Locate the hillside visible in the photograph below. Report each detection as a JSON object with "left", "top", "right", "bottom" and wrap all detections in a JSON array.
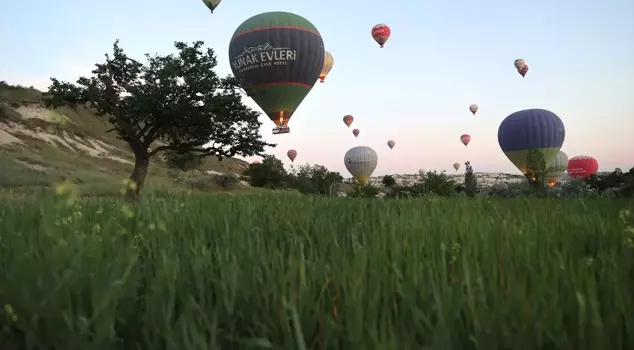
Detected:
[{"left": 0, "top": 82, "right": 251, "bottom": 195}]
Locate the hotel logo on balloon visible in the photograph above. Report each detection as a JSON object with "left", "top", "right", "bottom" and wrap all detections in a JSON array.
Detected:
[{"left": 231, "top": 44, "right": 297, "bottom": 74}]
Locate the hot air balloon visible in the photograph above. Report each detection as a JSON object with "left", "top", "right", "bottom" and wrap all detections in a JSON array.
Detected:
[
  {"left": 453, "top": 163, "right": 460, "bottom": 171},
  {"left": 343, "top": 114, "right": 353, "bottom": 127},
  {"left": 418, "top": 169, "right": 425, "bottom": 176},
  {"left": 514, "top": 58, "right": 526, "bottom": 71},
  {"left": 228, "top": 12, "right": 325, "bottom": 135},
  {"left": 344, "top": 146, "right": 378, "bottom": 184},
  {"left": 287, "top": 149, "right": 297, "bottom": 162},
  {"left": 353, "top": 128, "right": 360, "bottom": 138},
  {"left": 519, "top": 65, "right": 529, "bottom": 78},
  {"left": 498, "top": 109, "right": 565, "bottom": 174},
  {"left": 387, "top": 140, "right": 395, "bottom": 149},
  {"left": 545, "top": 151, "right": 568, "bottom": 187},
  {"left": 202, "top": 0, "right": 221, "bottom": 13},
  {"left": 319, "top": 51, "right": 334, "bottom": 83},
  {"left": 460, "top": 134, "right": 471, "bottom": 146},
  {"left": 371, "top": 24, "right": 391, "bottom": 48},
  {"left": 567, "top": 155, "right": 598, "bottom": 180},
  {"left": 469, "top": 104, "right": 478, "bottom": 115}
]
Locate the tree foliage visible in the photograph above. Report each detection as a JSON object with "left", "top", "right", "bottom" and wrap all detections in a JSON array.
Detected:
[
  {"left": 292, "top": 164, "right": 343, "bottom": 195},
  {"left": 43, "top": 40, "right": 274, "bottom": 199},
  {"left": 381, "top": 175, "right": 396, "bottom": 188},
  {"left": 243, "top": 156, "right": 289, "bottom": 189},
  {"left": 464, "top": 161, "right": 478, "bottom": 198},
  {"left": 164, "top": 150, "right": 203, "bottom": 172},
  {"left": 525, "top": 149, "right": 547, "bottom": 194}
]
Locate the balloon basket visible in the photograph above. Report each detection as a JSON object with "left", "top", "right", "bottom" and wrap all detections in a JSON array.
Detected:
[{"left": 272, "top": 126, "right": 290, "bottom": 135}]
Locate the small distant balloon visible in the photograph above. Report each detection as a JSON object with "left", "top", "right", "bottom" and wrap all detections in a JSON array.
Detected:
[
  {"left": 387, "top": 140, "right": 395, "bottom": 149},
  {"left": 319, "top": 51, "right": 334, "bottom": 83},
  {"left": 371, "top": 24, "right": 391, "bottom": 48},
  {"left": 460, "top": 134, "right": 471, "bottom": 147},
  {"left": 287, "top": 149, "right": 297, "bottom": 162},
  {"left": 353, "top": 128, "right": 360, "bottom": 138},
  {"left": 418, "top": 169, "right": 425, "bottom": 176},
  {"left": 453, "top": 162, "right": 460, "bottom": 171},
  {"left": 469, "top": 104, "right": 478, "bottom": 115},
  {"left": 202, "top": 0, "right": 221, "bottom": 13},
  {"left": 344, "top": 146, "right": 378, "bottom": 184},
  {"left": 343, "top": 115, "right": 354, "bottom": 127},
  {"left": 514, "top": 59, "right": 526, "bottom": 70}
]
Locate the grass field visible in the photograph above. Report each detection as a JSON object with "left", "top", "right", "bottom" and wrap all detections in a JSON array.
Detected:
[{"left": 1, "top": 191, "right": 633, "bottom": 349}]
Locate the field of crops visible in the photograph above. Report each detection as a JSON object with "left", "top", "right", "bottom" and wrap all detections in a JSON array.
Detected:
[{"left": 1, "top": 192, "right": 633, "bottom": 349}]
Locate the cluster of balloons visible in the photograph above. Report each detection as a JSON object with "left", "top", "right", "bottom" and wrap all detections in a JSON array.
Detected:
[{"left": 216, "top": 4, "right": 599, "bottom": 184}]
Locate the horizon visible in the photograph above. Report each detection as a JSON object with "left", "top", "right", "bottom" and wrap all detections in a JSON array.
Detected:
[{"left": 2, "top": 0, "right": 632, "bottom": 177}]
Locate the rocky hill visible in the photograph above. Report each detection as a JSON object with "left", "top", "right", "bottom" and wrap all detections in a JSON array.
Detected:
[{"left": 0, "top": 82, "right": 250, "bottom": 195}]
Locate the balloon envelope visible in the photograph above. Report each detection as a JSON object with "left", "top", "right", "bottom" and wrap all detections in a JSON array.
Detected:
[
  {"left": 387, "top": 140, "right": 395, "bottom": 149},
  {"left": 460, "top": 134, "right": 471, "bottom": 146},
  {"left": 343, "top": 114, "right": 353, "bottom": 127},
  {"left": 498, "top": 109, "right": 565, "bottom": 173},
  {"left": 514, "top": 58, "right": 526, "bottom": 70},
  {"left": 287, "top": 149, "right": 297, "bottom": 162},
  {"left": 228, "top": 12, "right": 324, "bottom": 127},
  {"left": 567, "top": 155, "right": 598, "bottom": 179},
  {"left": 344, "top": 146, "right": 378, "bottom": 184},
  {"left": 371, "top": 24, "right": 391, "bottom": 47},
  {"left": 453, "top": 162, "right": 460, "bottom": 171},
  {"left": 202, "top": 0, "right": 221, "bottom": 12},
  {"left": 319, "top": 51, "right": 334, "bottom": 82},
  {"left": 352, "top": 128, "right": 360, "bottom": 137},
  {"left": 469, "top": 104, "right": 478, "bottom": 115},
  {"left": 545, "top": 151, "right": 568, "bottom": 186}
]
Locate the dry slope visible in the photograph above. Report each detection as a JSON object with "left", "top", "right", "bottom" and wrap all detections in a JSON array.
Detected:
[{"left": 0, "top": 83, "right": 250, "bottom": 194}]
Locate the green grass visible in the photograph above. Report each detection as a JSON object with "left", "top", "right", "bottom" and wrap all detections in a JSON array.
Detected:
[{"left": 1, "top": 193, "right": 632, "bottom": 349}]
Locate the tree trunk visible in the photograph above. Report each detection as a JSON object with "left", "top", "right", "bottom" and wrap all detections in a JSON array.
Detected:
[{"left": 126, "top": 151, "right": 150, "bottom": 201}]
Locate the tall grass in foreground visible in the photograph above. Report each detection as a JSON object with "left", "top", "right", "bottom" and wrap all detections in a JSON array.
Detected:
[{"left": 0, "top": 194, "right": 633, "bottom": 349}]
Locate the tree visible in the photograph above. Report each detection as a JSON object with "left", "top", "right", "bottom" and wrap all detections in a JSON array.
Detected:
[
  {"left": 381, "top": 175, "right": 396, "bottom": 187},
  {"left": 165, "top": 150, "right": 203, "bottom": 172},
  {"left": 243, "top": 155, "right": 288, "bottom": 189},
  {"left": 412, "top": 170, "right": 457, "bottom": 196},
  {"left": 293, "top": 164, "right": 343, "bottom": 195},
  {"left": 43, "top": 40, "right": 274, "bottom": 199},
  {"left": 464, "top": 161, "right": 477, "bottom": 197},
  {"left": 525, "top": 149, "right": 547, "bottom": 194}
]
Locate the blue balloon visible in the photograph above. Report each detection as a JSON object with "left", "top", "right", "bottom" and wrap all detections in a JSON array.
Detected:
[{"left": 498, "top": 109, "right": 565, "bottom": 172}]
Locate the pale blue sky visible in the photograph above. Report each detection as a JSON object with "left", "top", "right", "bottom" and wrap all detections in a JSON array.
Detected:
[{"left": 2, "top": 0, "right": 633, "bottom": 176}]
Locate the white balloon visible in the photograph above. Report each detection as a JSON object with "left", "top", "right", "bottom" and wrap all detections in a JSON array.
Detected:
[
  {"left": 344, "top": 146, "right": 378, "bottom": 184},
  {"left": 545, "top": 151, "right": 568, "bottom": 186}
]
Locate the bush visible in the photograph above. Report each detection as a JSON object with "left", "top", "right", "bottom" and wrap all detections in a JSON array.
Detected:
[
  {"left": 214, "top": 174, "right": 239, "bottom": 189},
  {"left": 349, "top": 183, "right": 380, "bottom": 198},
  {"left": 381, "top": 175, "right": 396, "bottom": 187},
  {"left": 243, "top": 155, "right": 289, "bottom": 189}
]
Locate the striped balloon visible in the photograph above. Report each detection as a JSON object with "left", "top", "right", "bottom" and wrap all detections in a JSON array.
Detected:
[
  {"left": 498, "top": 109, "right": 565, "bottom": 174},
  {"left": 287, "top": 149, "right": 297, "bottom": 162}
]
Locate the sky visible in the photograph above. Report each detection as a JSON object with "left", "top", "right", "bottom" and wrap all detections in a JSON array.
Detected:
[{"left": 1, "top": 0, "right": 633, "bottom": 176}]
